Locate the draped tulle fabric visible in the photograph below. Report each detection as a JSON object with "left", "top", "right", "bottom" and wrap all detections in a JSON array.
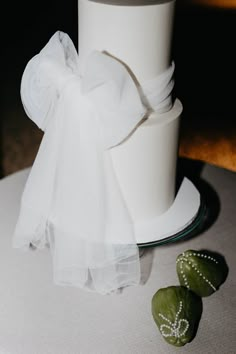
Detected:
[{"left": 12, "top": 31, "right": 174, "bottom": 294}]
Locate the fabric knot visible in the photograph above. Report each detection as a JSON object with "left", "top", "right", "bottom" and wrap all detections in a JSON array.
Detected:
[{"left": 139, "top": 62, "right": 175, "bottom": 114}]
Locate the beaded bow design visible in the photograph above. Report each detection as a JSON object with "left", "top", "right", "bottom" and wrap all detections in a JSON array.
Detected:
[{"left": 158, "top": 301, "right": 189, "bottom": 338}]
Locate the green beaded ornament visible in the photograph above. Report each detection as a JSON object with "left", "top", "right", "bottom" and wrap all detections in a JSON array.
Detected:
[
  {"left": 176, "top": 250, "right": 228, "bottom": 297},
  {"left": 152, "top": 286, "right": 202, "bottom": 347}
]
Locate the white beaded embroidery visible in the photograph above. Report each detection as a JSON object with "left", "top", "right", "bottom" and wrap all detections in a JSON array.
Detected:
[
  {"left": 176, "top": 252, "right": 218, "bottom": 291},
  {"left": 158, "top": 301, "right": 189, "bottom": 338}
]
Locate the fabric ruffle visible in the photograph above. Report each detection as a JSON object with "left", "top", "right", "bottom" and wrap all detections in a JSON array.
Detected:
[{"left": 13, "top": 31, "right": 174, "bottom": 294}]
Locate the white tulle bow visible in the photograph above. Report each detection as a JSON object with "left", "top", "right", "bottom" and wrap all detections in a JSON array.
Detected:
[{"left": 13, "top": 31, "right": 174, "bottom": 294}]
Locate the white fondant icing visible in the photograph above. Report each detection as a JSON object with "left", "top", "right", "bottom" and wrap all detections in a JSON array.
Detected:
[
  {"left": 78, "top": 0, "right": 192, "bottom": 243},
  {"left": 78, "top": 0, "right": 176, "bottom": 82},
  {"left": 110, "top": 100, "right": 182, "bottom": 223}
]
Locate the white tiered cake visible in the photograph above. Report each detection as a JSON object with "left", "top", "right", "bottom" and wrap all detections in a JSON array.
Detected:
[
  {"left": 78, "top": 0, "right": 200, "bottom": 244},
  {"left": 12, "top": 0, "right": 201, "bottom": 296}
]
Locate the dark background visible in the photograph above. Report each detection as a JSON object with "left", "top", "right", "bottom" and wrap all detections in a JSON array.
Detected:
[{"left": 1, "top": 1, "right": 236, "bottom": 175}]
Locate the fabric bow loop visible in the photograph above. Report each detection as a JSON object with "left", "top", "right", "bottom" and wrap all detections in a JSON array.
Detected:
[
  {"left": 21, "top": 31, "right": 146, "bottom": 149},
  {"left": 81, "top": 51, "right": 146, "bottom": 148},
  {"left": 20, "top": 32, "right": 79, "bottom": 132}
]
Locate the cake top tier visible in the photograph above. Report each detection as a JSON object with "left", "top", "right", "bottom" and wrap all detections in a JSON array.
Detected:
[{"left": 78, "top": 0, "right": 175, "bottom": 82}]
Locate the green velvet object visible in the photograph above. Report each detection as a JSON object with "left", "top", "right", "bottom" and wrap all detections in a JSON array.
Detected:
[
  {"left": 152, "top": 286, "right": 202, "bottom": 347},
  {"left": 176, "top": 250, "right": 227, "bottom": 297}
]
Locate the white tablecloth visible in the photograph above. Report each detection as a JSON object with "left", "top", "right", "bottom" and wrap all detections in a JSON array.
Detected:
[{"left": 0, "top": 162, "right": 235, "bottom": 354}]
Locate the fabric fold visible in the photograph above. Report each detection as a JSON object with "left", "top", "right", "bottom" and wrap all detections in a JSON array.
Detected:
[
  {"left": 139, "top": 62, "right": 175, "bottom": 114},
  {"left": 13, "top": 31, "right": 175, "bottom": 294}
]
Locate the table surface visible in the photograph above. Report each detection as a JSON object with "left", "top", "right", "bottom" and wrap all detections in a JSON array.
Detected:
[{"left": 0, "top": 161, "right": 235, "bottom": 354}]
